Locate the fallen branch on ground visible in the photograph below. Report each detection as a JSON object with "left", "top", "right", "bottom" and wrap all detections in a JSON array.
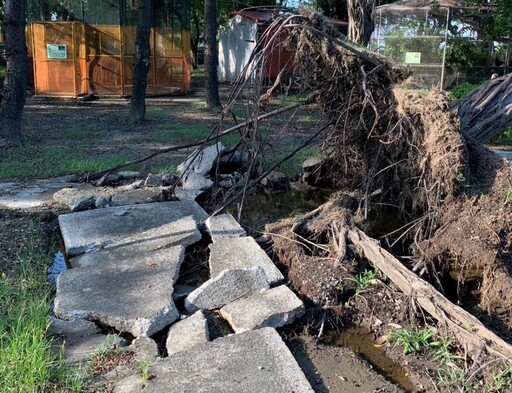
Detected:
[{"left": 347, "top": 226, "right": 512, "bottom": 361}]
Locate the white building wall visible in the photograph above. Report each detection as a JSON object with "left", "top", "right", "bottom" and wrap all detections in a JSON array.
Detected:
[{"left": 218, "top": 16, "right": 258, "bottom": 82}]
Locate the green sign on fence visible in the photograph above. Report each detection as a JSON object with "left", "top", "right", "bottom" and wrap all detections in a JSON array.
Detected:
[{"left": 405, "top": 52, "right": 421, "bottom": 64}]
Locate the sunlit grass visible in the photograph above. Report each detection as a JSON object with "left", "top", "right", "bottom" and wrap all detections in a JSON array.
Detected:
[
  {"left": 0, "top": 214, "right": 84, "bottom": 392},
  {"left": 0, "top": 146, "right": 130, "bottom": 180}
]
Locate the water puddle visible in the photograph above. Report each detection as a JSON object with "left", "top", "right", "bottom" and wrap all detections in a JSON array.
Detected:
[
  {"left": 228, "top": 187, "right": 332, "bottom": 233},
  {"left": 47, "top": 251, "right": 68, "bottom": 283},
  {"left": 324, "top": 325, "right": 416, "bottom": 392}
]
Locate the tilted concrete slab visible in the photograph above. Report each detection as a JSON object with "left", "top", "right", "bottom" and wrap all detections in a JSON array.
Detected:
[
  {"left": 166, "top": 311, "right": 210, "bottom": 356},
  {"left": 70, "top": 246, "right": 185, "bottom": 286},
  {"left": 177, "top": 142, "right": 226, "bottom": 176},
  {"left": 54, "top": 246, "right": 184, "bottom": 337},
  {"left": 184, "top": 266, "right": 269, "bottom": 312},
  {"left": 209, "top": 237, "right": 284, "bottom": 286},
  {"left": 205, "top": 213, "right": 246, "bottom": 242},
  {"left": 48, "top": 317, "right": 123, "bottom": 364},
  {"left": 59, "top": 201, "right": 207, "bottom": 256},
  {"left": 143, "top": 327, "right": 314, "bottom": 393},
  {"left": 220, "top": 285, "right": 305, "bottom": 333}
]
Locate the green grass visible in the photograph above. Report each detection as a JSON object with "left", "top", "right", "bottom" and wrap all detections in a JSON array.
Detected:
[
  {"left": 154, "top": 124, "right": 241, "bottom": 147},
  {"left": 63, "top": 128, "right": 105, "bottom": 141},
  {"left": 490, "top": 126, "right": 512, "bottom": 146},
  {"left": 191, "top": 69, "right": 204, "bottom": 79},
  {"left": 0, "top": 214, "right": 83, "bottom": 392},
  {"left": 146, "top": 107, "right": 172, "bottom": 121},
  {"left": 264, "top": 145, "right": 320, "bottom": 177},
  {"left": 346, "top": 268, "right": 386, "bottom": 294},
  {"left": 391, "top": 327, "right": 441, "bottom": 355},
  {"left": 0, "top": 146, "right": 131, "bottom": 180}
]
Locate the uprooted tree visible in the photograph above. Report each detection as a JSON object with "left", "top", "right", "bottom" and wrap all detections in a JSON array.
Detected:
[
  {"left": 454, "top": 73, "right": 512, "bottom": 142},
  {"left": 211, "top": 8, "right": 512, "bottom": 357}
]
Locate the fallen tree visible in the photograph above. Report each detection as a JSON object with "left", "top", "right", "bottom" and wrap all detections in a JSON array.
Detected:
[
  {"left": 222, "top": 8, "right": 512, "bottom": 362},
  {"left": 454, "top": 73, "right": 512, "bottom": 143}
]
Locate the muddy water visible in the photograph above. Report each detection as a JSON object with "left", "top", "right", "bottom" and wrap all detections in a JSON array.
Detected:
[
  {"left": 229, "top": 187, "right": 332, "bottom": 233},
  {"left": 325, "top": 326, "right": 416, "bottom": 392}
]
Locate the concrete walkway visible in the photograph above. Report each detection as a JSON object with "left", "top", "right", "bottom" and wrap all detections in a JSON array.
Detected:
[{"left": 53, "top": 200, "right": 311, "bottom": 392}]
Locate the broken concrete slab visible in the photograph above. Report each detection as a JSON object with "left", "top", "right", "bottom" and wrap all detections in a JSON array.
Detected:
[
  {"left": 173, "top": 187, "right": 204, "bottom": 201},
  {"left": 110, "top": 189, "right": 161, "bottom": 206},
  {"left": 54, "top": 246, "right": 184, "bottom": 337},
  {"left": 166, "top": 311, "right": 209, "bottom": 356},
  {"left": 113, "top": 375, "right": 144, "bottom": 393},
  {"left": 205, "top": 213, "right": 246, "bottom": 242},
  {"left": 220, "top": 285, "right": 305, "bottom": 333},
  {"left": 181, "top": 171, "right": 213, "bottom": 190},
  {"left": 184, "top": 266, "right": 269, "bottom": 312},
  {"left": 130, "top": 336, "right": 159, "bottom": 364},
  {"left": 48, "top": 316, "right": 101, "bottom": 337},
  {"left": 59, "top": 201, "right": 207, "bottom": 256},
  {"left": 70, "top": 245, "right": 185, "bottom": 288},
  {"left": 48, "top": 318, "right": 123, "bottom": 364},
  {"left": 177, "top": 142, "right": 226, "bottom": 176},
  {"left": 0, "top": 179, "right": 92, "bottom": 210},
  {"left": 144, "top": 327, "right": 314, "bottom": 393},
  {"left": 107, "top": 216, "right": 202, "bottom": 251},
  {"left": 53, "top": 188, "right": 96, "bottom": 212},
  {"left": 209, "top": 237, "right": 284, "bottom": 286}
]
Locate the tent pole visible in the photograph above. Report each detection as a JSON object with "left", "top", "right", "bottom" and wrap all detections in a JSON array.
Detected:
[{"left": 440, "top": 6, "right": 450, "bottom": 90}]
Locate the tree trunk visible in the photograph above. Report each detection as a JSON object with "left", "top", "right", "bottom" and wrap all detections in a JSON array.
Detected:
[
  {"left": 454, "top": 73, "right": 512, "bottom": 143},
  {"left": 204, "top": 0, "right": 221, "bottom": 110},
  {"left": 191, "top": 10, "right": 201, "bottom": 70},
  {"left": 130, "top": 0, "right": 151, "bottom": 123},
  {"left": 347, "top": 0, "right": 375, "bottom": 46},
  {"left": 0, "top": 0, "right": 27, "bottom": 148}
]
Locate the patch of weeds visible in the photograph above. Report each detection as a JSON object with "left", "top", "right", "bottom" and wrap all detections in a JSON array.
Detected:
[
  {"left": 148, "top": 164, "right": 177, "bottom": 175},
  {"left": 191, "top": 69, "right": 204, "bottom": 79},
  {"left": 486, "top": 364, "right": 512, "bottom": 393},
  {"left": 433, "top": 338, "right": 462, "bottom": 364},
  {"left": 89, "top": 339, "right": 134, "bottom": 377},
  {"left": 190, "top": 102, "right": 206, "bottom": 110},
  {"left": 455, "top": 171, "right": 469, "bottom": 187},
  {"left": 139, "top": 358, "right": 156, "bottom": 387},
  {"left": 505, "top": 187, "right": 512, "bottom": 203},
  {"left": 0, "top": 214, "right": 85, "bottom": 392},
  {"left": 64, "top": 127, "right": 104, "bottom": 140},
  {"left": 0, "top": 146, "right": 130, "bottom": 180},
  {"left": 390, "top": 327, "right": 439, "bottom": 355},
  {"left": 264, "top": 145, "right": 321, "bottom": 177},
  {"left": 490, "top": 125, "right": 512, "bottom": 146},
  {"left": 346, "top": 268, "right": 385, "bottom": 294},
  {"left": 436, "top": 363, "right": 478, "bottom": 392},
  {"left": 154, "top": 123, "right": 209, "bottom": 142},
  {"left": 146, "top": 107, "right": 172, "bottom": 121}
]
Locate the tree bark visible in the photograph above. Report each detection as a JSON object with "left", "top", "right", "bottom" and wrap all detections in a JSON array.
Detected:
[
  {"left": 454, "top": 73, "right": 512, "bottom": 143},
  {"left": 130, "top": 0, "right": 151, "bottom": 123},
  {"left": 204, "top": 0, "right": 221, "bottom": 110},
  {"left": 347, "top": 0, "right": 375, "bottom": 47},
  {"left": 191, "top": 9, "right": 201, "bottom": 70},
  {"left": 0, "top": 0, "right": 27, "bottom": 148},
  {"left": 348, "top": 227, "right": 512, "bottom": 361}
]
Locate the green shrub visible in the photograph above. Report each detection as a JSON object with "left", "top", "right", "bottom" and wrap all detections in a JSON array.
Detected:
[{"left": 448, "top": 82, "right": 481, "bottom": 101}]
